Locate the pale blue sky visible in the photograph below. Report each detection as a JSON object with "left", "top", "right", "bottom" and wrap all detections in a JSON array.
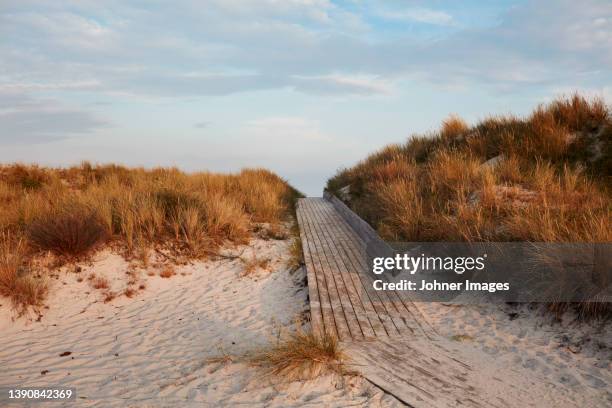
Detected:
[{"left": 1, "top": 0, "right": 611, "bottom": 195}]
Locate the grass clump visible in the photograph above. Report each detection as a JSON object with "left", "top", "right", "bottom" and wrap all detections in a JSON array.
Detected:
[
  {"left": 28, "top": 203, "right": 109, "bottom": 258},
  {"left": 241, "top": 255, "right": 271, "bottom": 276},
  {"left": 287, "top": 236, "right": 304, "bottom": 271},
  {"left": 91, "top": 276, "right": 110, "bottom": 290},
  {"left": 249, "top": 329, "right": 345, "bottom": 381},
  {"left": 159, "top": 266, "right": 176, "bottom": 279},
  {"left": 0, "top": 234, "right": 47, "bottom": 315}
]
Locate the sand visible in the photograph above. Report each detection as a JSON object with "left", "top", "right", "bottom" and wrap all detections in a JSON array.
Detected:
[
  {"left": 417, "top": 301, "right": 611, "bottom": 406},
  {"left": 0, "top": 239, "right": 401, "bottom": 407},
  {"left": 1, "top": 237, "right": 609, "bottom": 407}
]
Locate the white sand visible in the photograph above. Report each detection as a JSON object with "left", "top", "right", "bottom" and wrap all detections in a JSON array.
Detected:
[
  {"left": 1, "top": 238, "right": 609, "bottom": 407},
  {"left": 0, "top": 239, "right": 400, "bottom": 407},
  {"left": 418, "top": 301, "right": 611, "bottom": 406}
]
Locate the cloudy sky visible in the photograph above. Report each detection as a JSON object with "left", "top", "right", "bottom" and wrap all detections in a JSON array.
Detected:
[{"left": 1, "top": 0, "right": 611, "bottom": 195}]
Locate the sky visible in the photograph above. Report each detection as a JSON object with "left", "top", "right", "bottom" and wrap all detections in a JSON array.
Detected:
[{"left": 1, "top": 0, "right": 611, "bottom": 196}]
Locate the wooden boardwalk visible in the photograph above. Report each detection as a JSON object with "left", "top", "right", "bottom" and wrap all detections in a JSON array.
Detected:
[
  {"left": 296, "top": 197, "right": 433, "bottom": 341},
  {"left": 296, "top": 197, "right": 535, "bottom": 408}
]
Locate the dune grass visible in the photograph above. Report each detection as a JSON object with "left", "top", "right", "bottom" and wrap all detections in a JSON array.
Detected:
[
  {"left": 248, "top": 329, "right": 345, "bottom": 381},
  {"left": 240, "top": 255, "right": 271, "bottom": 277},
  {"left": 0, "top": 164, "right": 301, "bottom": 314},
  {"left": 326, "top": 94, "right": 611, "bottom": 318},
  {"left": 327, "top": 94, "right": 610, "bottom": 243},
  {"left": 0, "top": 233, "right": 47, "bottom": 315}
]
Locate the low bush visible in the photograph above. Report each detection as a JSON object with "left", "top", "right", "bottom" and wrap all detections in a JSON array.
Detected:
[
  {"left": 28, "top": 203, "right": 109, "bottom": 258},
  {"left": 0, "top": 234, "right": 47, "bottom": 315},
  {"left": 249, "top": 329, "right": 345, "bottom": 381}
]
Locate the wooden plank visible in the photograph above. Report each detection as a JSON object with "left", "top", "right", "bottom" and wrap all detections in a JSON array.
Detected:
[
  {"left": 318, "top": 200, "right": 435, "bottom": 337},
  {"left": 298, "top": 197, "right": 433, "bottom": 340},
  {"left": 344, "top": 338, "right": 519, "bottom": 408},
  {"left": 306, "top": 199, "right": 389, "bottom": 338},
  {"left": 310, "top": 214, "right": 398, "bottom": 336},
  {"left": 322, "top": 196, "right": 438, "bottom": 338},
  {"left": 306, "top": 199, "right": 376, "bottom": 339},
  {"left": 311, "top": 199, "right": 406, "bottom": 336},
  {"left": 299, "top": 200, "right": 351, "bottom": 341},
  {"left": 296, "top": 201, "right": 324, "bottom": 337},
  {"left": 297, "top": 200, "right": 338, "bottom": 339},
  {"left": 303, "top": 199, "right": 358, "bottom": 341},
  {"left": 300, "top": 200, "right": 340, "bottom": 339}
]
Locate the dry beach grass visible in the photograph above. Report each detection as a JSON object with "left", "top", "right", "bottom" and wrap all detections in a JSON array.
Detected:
[
  {"left": 0, "top": 164, "right": 300, "bottom": 314},
  {"left": 327, "top": 94, "right": 611, "bottom": 317},
  {"left": 248, "top": 328, "right": 346, "bottom": 382}
]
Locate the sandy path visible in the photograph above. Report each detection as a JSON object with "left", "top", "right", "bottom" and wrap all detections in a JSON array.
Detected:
[{"left": 1, "top": 239, "right": 400, "bottom": 407}]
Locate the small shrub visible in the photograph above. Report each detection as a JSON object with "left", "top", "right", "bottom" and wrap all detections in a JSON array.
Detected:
[
  {"left": 159, "top": 267, "right": 176, "bottom": 278},
  {"left": 440, "top": 114, "right": 469, "bottom": 140},
  {"left": 103, "top": 291, "right": 116, "bottom": 303},
  {"left": 249, "top": 329, "right": 345, "bottom": 381},
  {"left": 28, "top": 203, "right": 108, "bottom": 257},
  {"left": 547, "top": 93, "right": 608, "bottom": 131},
  {"left": 241, "top": 256, "right": 271, "bottom": 276},
  {"left": 288, "top": 236, "right": 304, "bottom": 270},
  {"left": 91, "top": 276, "right": 109, "bottom": 290},
  {"left": 124, "top": 288, "right": 136, "bottom": 298},
  {"left": 0, "top": 234, "right": 47, "bottom": 314},
  {"left": 1, "top": 164, "right": 49, "bottom": 190}
]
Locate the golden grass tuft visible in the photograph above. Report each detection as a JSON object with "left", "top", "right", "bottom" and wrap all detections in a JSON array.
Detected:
[
  {"left": 440, "top": 114, "right": 469, "bottom": 140},
  {"left": 103, "top": 291, "right": 116, "bottom": 303},
  {"left": 249, "top": 329, "right": 345, "bottom": 381},
  {"left": 241, "top": 255, "right": 271, "bottom": 276},
  {"left": 28, "top": 203, "right": 109, "bottom": 258},
  {"left": 124, "top": 287, "right": 136, "bottom": 298},
  {"left": 287, "top": 236, "right": 304, "bottom": 271},
  {"left": 0, "top": 233, "right": 47, "bottom": 315},
  {"left": 327, "top": 94, "right": 611, "bottom": 244},
  {"left": 159, "top": 266, "right": 176, "bottom": 279},
  {"left": 91, "top": 276, "right": 110, "bottom": 290}
]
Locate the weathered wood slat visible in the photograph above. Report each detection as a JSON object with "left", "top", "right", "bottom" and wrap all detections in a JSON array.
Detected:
[
  {"left": 306, "top": 199, "right": 390, "bottom": 338},
  {"left": 305, "top": 199, "right": 375, "bottom": 339},
  {"left": 297, "top": 197, "right": 435, "bottom": 340},
  {"left": 315, "top": 199, "right": 436, "bottom": 338},
  {"left": 298, "top": 198, "right": 436, "bottom": 340},
  {"left": 295, "top": 202, "right": 324, "bottom": 337},
  {"left": 344, "top": 336, "right": 540, "bottom": 408},
  {"left": 300, "top": 200, "right": 352, "bottom": 340},
  {"left": 297, "top": 200, "right": 339, "bottom": 338},
  {"left": 310, "top": 199, "right": 407, "bottom": 336},
  {"left": 303, "top": 200, "right": 359, "bottom": 340}
]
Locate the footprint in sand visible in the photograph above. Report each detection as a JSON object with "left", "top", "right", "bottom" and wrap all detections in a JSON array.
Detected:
[{"left": 581, "top": 373, "right": 607, "bottom": 388}]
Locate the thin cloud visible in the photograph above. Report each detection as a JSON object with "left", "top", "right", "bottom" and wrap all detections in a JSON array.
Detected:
[
  {"left": 194, "top": 121, "right": 211, "bottom": 128},
  {"left": 377, "top": 8, "right": 454, "bottom": 26},
  {"left": 0, "top": 92, "right": 108, "bottom": 144},
  {"left": 1, "top": 0, "right": 610, "bottom": 100}
]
